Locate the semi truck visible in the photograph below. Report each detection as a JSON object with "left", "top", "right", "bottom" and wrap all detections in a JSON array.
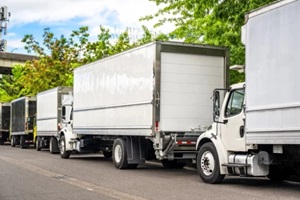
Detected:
[
  {"left": 10, "top": 96, "right": 36, "bottom": 148},
  {"left": 36, "top": 87, "right": 72, "bottom": 153},
  {"left": 196, "top": 0, "right": 300, "bottom": 183},
  {"left": 59, "top": 41, "right": 229, "bottom": 169},
  {"left": 0, "top": 102, "right": 10, "bottom": 145}
]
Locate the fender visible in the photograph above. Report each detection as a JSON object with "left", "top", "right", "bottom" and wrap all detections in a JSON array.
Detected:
[
  {"left": 59, "top": 125, "right": 76, "bottom": 151},
  {"left": 196, "top": 123, "right": 229, "bottom": 174}
]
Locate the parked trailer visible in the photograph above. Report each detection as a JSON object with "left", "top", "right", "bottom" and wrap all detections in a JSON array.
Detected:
[
  {"left": 10, "top": 96, "right": 36, "bottom": 148},
  {"left": 59, "top": 41, "right": 229, "bottom": 169},
  {"left": 36, "top": 87, "right": 72, "bottom": 153},
  {"left": 196, "top": 0, "right": 300, "bottom": 183},
  {"left": 0, "top": 102, "right": 10, "bottom": 145}
]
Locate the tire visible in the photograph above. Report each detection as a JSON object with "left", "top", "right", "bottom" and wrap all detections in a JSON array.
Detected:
[
  {"left": 197, "top": 142, "right": 224, "bottom": 184},
  {"left": 268, "top": 166, "right": 288, "bottom": 182},
  {"left": 112, "top": 138, "right": 129, "bottom": 169},
  {"left": 50, "top": 137, "right": 59, "bottom": 154},
  {"left": 0, "top": 138, "right": 4, "bottom": 145},
  {"left": 161, "top": 160, "right": 186, "bottom": 169},
  {"left": 103, "top": 151, "right": 112, "bottom": 158},
  {"left": 36, "top": 137, "right": 41, "bottom": 151},
  {"left": 20, "top": 135, "right": 26, "bottom": 149},
  {"left": 11, "top": 136, "right": 15, "bottom": 147},
  {"left": 60, "top": 136, "right": 71, "bottom": 159}
]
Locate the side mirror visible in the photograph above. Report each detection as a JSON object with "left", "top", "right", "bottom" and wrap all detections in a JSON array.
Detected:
[{"left": 213, "top": 90, "right": 220, "bottom": 122}]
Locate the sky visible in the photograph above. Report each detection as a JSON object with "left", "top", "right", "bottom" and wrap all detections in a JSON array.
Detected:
[{"left": 0, "top": 0, "right": 174, "bottom": 54}]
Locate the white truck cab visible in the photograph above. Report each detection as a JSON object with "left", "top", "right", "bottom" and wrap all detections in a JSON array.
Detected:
[
  {"left": 196, "top": 0, "right": 300, "bottom": 184},
  {"left": 196, "top": 83, "right": 269, "bottom": 184}
]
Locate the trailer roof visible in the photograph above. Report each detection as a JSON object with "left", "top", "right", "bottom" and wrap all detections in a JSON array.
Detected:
[
  {"left": 11, "top": 96, "right": 36, "bottom": 103},
  {"left": 74, "top": 41, "right": 229, "bottom": 72},
  {"left": 246, "top": 0, "right": 297, "bottom": 19}
]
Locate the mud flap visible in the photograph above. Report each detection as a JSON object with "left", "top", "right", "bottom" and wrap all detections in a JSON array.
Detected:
[{"left": 126, "top": 137, "right": 146, "bottom": 165}]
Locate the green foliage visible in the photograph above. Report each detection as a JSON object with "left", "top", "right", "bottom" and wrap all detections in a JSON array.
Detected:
[
  {"left": 142, "top": 0, "right": 276, "bottom": 83},
  {"left": 0, "top": 25, "right": 165, "bottom": 102}
]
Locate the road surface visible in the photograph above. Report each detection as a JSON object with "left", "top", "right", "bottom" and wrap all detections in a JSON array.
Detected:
[{"left": 0, "top": 145, "right": 299, "bottom": 200}]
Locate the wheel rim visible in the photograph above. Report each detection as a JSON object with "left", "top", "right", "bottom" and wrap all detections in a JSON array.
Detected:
[
  {"left": 49, "top": 139, "right": 52, "bottom": 152},
  {"left": 36, "top": 139, "right": 38, "bottom": 149},
  {"left": 60, "top": 139, "right": 64, "bottom": 155},
  {"left": 201, "top": 150, "right": 215, "bottom": 176},
  {"left": 114, "top": 144, "right": 122, "bottom": 163}
]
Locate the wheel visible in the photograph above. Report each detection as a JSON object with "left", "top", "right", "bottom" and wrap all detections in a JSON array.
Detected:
[
  {"left": 0, "top": 138, "right": 4, "bottom": 145},
  {"left": 20, "top": 135, "right": 26, "bottom": 149},
  {"left": 60, "top": 136, "right": 71, "bottom": 159},
  {"left": 50, "top": 137, "right": 59, "bottom": 154},
  {"left": 112, "top": 138, "right": 129, "bottom": 169},
  {"left": 103, "top": 151, "right": 112, "bottom": 158},
  {"left": 11, "top": 136, "right": 15, "bottom": 147},
  {"left": 197, "top": 142, "right": 224, "bottom": 184},
  {"left": 268, "top": 165, "right": 288, "bottom": 182},
  {"left": 161, "top": 160, "right": 186, "bottom": 169},
  {"left": 36, "top": 137, "right": 41, "bottom": 151}
]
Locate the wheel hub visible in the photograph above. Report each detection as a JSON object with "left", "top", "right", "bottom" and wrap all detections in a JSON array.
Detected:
[
  {"left": 114, "top": 144, "right": 122, "bottom": 163},
  {"left": 60, "top": 140, "right": 64, "bottom": 155},
  {"left": 201, "top": 151, "right": 215, "bottom": 176}
]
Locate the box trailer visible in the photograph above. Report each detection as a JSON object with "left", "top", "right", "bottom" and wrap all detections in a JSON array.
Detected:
[
  {"left": 59, "top": 41, "right": 229, "bottom": 169},
  {"left": 36, "top": 87, "right": 72, "bottom": 153},
  {"left": 0, "top": 102, "right": 10, "bottom": 145},
  {"left": 10, "top": 96, "right": 36, "bottom": 148},
  {"left": 196, "top": 0, "right": 300, "bottom": 183}
]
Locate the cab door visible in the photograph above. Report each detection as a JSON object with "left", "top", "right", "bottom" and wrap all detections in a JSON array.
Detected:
[{"left": 220, "top": 88, "right": 246, "bottom": 152}]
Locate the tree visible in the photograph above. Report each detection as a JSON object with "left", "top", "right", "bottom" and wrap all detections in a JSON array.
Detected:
[
  {"left": 142, "top": 0, "right": 276, "bottom": 83},
  {"left": 0, "top": 64, "right": 26, "bottom": 101},
  {"left": 0, "top": 25, "right": 166, "bottom": 102}
]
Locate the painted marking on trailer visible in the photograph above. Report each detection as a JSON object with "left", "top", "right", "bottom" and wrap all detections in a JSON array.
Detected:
[{"left": 0, "top": 155, "right": 147, "bottom": 200}]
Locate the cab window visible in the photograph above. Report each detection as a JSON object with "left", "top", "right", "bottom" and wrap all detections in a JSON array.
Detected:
[{"left": 225, "top": 89, "right": 245, "bottom": 118}]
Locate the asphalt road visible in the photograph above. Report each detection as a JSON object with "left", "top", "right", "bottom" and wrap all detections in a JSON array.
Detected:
[{"left": 0, "top": 144, "right": 299, "bottom": 200}]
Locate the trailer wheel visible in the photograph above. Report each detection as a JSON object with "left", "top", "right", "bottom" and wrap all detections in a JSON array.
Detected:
[
  {"left": 113, "top": 138, "right": 129, "bottom": 169},
  {"left": 103, "top": 151, "right": 112, "bottom": 158},
  {"left": 197, "top": 142, "right": 224, "bottom": 184},
  {"left": 50, "top": 137, "right": 59, "bottom": 154},
  {"left": 20, "top": 135, "right": 26, "bottom": 149},
  {"left": 36, "top": 137, "right": 41, "bottom": 151},
  {"left": 11, "top": 136, "right": 15, "bottom": 147},
  {"left": 161, "top": 160, "right": 186, "bottom": 169},
  {"left": 60, "top": 136, "right": 71, "bottom": 159}
]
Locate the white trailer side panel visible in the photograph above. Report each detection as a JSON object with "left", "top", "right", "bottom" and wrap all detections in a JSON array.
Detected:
[
  {"left": 37, "top": 88, "right": 59, "bottom": 136},
  {"left": 37, "top": 87, "right": 72, "bottom": 136},
  {"left": 160, "top": 53, "right": 225, "bottom": 132},
  {"left": 245, "top": 0, "right": 300, "bottom": 144},
  {"left": 73, "top": 44, "right": 155, "bottom": 136}
]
